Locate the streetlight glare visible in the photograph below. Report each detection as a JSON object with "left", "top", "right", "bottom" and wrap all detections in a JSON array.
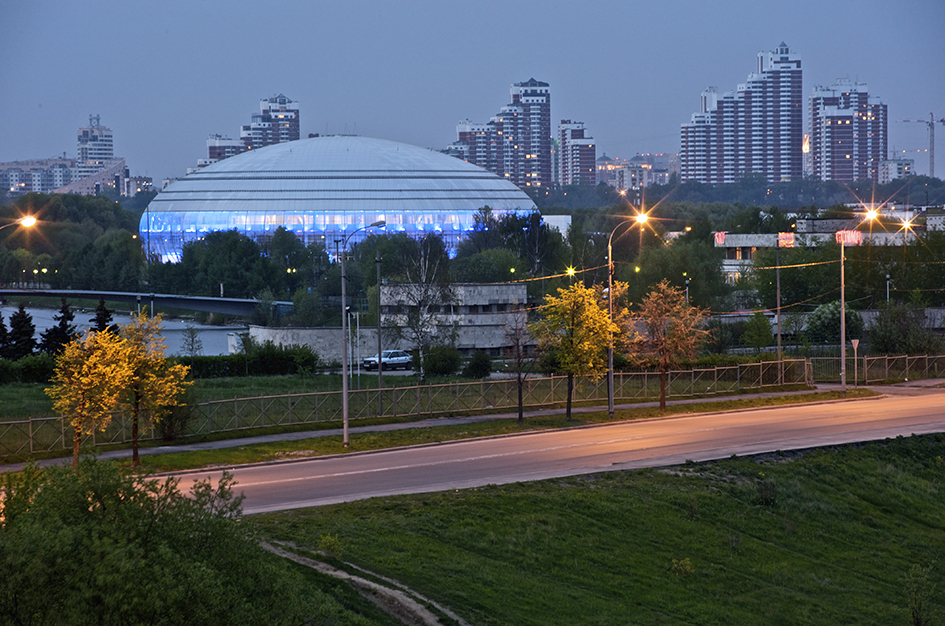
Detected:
[
  {"left": 635, "top": 213, "right": 648, "bottom": 225},
  {"left": 566, "top": 266, "right": 576, "bottom": 276},
  {"left": 19, "top": 216, "right": 37, "bottom": 227},
  {"left": 864, "top": 209, "right": 879, "bottom": 221}
]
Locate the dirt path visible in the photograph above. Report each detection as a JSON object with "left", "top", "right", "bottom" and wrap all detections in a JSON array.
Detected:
[{"left": 261, "top": 541, "right": 471, "bottom": 626}]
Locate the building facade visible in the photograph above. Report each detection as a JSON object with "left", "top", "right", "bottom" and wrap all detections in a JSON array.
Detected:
[
  {"left": 0, "top": 157, "right": 76, "bottom": 197},
  {"left": 880, "top": 157, "right": 914, "bottom": 183},
  {"left": 240, "top": 93, "right": 300, "bottom": 151},
  {"left": 557, "top": 121, "right": 596, "bottom": 185},
  {"left": 680, "top": 42, "right": 803, "bottom": 184},
  {"left": 809, "top": 79, "right": 887, "bottom": 183},
  {"left": 76, "top": 115, "right": 115, "bottom": 179},
  {"left": 448, "top": 79, "right": 552, "bottom": 189}
]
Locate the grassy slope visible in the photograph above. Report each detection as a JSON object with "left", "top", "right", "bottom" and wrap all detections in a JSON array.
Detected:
[{"left": 254, "top": 434, "right": 945, "bottom": 625}]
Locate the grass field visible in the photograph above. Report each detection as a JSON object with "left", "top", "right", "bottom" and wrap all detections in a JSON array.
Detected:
[{"left": 253, "top": 434, "right": 945, "bottom": 625}]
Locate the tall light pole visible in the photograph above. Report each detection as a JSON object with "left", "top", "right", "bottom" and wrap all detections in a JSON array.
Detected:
[
  {"left": 339, "top": 220, "right": 386, "bottom": 448},
  {"left": 836, "top": 228, "right": 863, "bottom": 396},
  {"left": 607, "top": 211, "right": 648, "bottom": 419},
  {"left": 376, "top": 249, "right": 383, "bottom": 415}
]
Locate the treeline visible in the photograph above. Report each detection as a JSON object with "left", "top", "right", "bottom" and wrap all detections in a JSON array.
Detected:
[
  {"left": 530, "top": 175, "right": 945, "bottom": 211},
  {"left": 0, "top": 193, "right": 144, "bottom": 290}
]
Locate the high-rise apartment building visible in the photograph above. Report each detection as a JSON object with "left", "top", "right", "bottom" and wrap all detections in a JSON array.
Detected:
[
  {"left": 448, "top": 79, "right": 552, "bottom": 188},
  {"left": 808, "top": 79, "right": 887, "bottom": 183},
  {"left": 240, "top": 93, "right": 300, "bottom": 150},
  {"left": 680, "top": 42, "right": 803, "bottom": 184},
  {"left": 558, "top": 120, "right": 596, "bottom": 185},
  {"left": 76, "top": 115, "right": 115, "bottom": 179}
]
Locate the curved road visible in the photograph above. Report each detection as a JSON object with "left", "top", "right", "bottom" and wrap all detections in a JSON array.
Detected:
[{"left": 176, "top": 386, "right": 945, "bottom": 514}]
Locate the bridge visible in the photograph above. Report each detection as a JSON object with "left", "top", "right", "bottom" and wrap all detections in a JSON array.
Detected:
[{"left": 0, "top": 289, "right": 293, "bottom": 318}]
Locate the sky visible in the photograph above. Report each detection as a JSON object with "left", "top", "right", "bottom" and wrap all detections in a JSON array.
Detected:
[{"left": 2, "top": 0, "right": 944, "bottom": 183}]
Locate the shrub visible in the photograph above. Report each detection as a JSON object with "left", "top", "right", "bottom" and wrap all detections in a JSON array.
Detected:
[
  {"left": 171, "top": 341, "right": 321, "bottom": 379},
  {"left": 423, "top": 345, "right": 462, "bottom": 377},
  {"left": 463, "top": 350, "right": 492, "bottom": 378},
  {"left": 0, "top": 359, "right": 16, "bottom": 385},
  {"left": 807, "top": 300, "right": 863, "bottom": 344},
  {"left": 16, "top": 353, "right": 55, "bottom": 383}
]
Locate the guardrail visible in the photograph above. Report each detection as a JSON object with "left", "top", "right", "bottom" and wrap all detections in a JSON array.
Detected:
[{"left": 0, "top": 359, "right": 809, "bottom": 461}]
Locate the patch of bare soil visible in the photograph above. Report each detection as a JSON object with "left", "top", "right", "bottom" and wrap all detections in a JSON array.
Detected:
[{"left": 261, "top": 541, "right": 471, "bottom": 626}]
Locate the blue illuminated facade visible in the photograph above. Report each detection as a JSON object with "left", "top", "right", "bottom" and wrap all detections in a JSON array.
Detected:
[{"left": 142, "top": 136, "right": 537, "bottom": 262}]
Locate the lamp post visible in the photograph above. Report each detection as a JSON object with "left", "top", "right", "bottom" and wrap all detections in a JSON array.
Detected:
[
  {"left": 0, "top": 215, "right": 36, "bottom": 233},
  {"left": 376, "top": 250, "right": 383, "bottom": 415},
  {"left": 339, "top": 220, "right": 386, "bottom": 448},
  {"left": 607, "top": 211, "right": 649, "bottom": 419},
  {"left": 836, "top": 229, "right": 863, "bottom": 396}
]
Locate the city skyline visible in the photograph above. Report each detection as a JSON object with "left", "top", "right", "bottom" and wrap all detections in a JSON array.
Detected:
[{"left": 1, "top": 0, "right": 943, "bottom": 185}]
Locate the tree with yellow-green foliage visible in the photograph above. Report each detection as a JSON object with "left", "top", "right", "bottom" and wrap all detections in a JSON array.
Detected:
[
  {"left": 46, "top": 329, "right": 134, "bottom": 468},
  {"left": 529, "top": 283, "right": 618, "bottom": 421},
  {"left": 119, "top": 312, "right": 191, "bottom": 466}
]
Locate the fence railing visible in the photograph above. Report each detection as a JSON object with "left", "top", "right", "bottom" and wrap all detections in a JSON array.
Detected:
[
  {"left": 0, "top": 359, "right": 809, "bottom": 461},
  {"left": 808, "top": 354, "right": 945, "bottom": 384}
]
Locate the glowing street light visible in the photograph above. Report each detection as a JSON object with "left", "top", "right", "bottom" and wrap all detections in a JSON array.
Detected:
[
  {"left": 0, "top": 215, "right": 36, "bottom": 232},
  {"left": 606, "top": 212, "right": 650, "bottom": 419}
]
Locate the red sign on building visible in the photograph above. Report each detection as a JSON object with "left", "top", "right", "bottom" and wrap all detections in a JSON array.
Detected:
[
  {"left": 777, "top": 232, "right": 795, "bottom": 248},
  {"left": 714, "top": 231, "right": 727, "bottom": 246}
]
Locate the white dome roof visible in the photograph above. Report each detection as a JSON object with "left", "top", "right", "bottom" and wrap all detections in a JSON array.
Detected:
[
  {"left": 151, "top": 135, "right": 536, "bottom": 213},
  {"left": 143, "top": 136, "right": 537, "bottom": 261}
]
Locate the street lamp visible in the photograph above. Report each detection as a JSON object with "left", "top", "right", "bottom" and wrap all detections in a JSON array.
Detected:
[
  {"left": 0, "top": 216, "right": 36, "bottom": 232},
  {"left": 338, "top": 219, "right": 386, "bottom": 448},
  {"left": 607, "top": 212, "right": 648, "bottom": 419}
]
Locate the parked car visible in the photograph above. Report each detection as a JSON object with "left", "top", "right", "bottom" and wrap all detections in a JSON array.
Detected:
[{"left": 362, "top": 350, "right": 412, "bottom": 371}]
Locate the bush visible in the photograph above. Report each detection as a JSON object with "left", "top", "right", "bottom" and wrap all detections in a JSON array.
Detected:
[
  {"left": 16, "top": 353, "right": 55, "bottom": 383},
  {"left": 172, "top": 341, "right": 321, "bottom": 379},
  {"left": 0, "top": 359, "right": 15, "bottom": 385},
  {"left": 423, "top": 345, "right": 462, "bottom": 377},
  {"left": 463, "top": 350, "right": 492, "bottom": 378},
  {"left": 0, "top": 459, "right": 346, "bottom": 624},
  {"left": 807, "top": 300, "right": 864, "bottom": 344}
]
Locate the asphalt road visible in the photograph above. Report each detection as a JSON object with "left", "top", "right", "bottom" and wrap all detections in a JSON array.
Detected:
[{"left": 175, "top": 384, "right": 945, "bottom": 515}]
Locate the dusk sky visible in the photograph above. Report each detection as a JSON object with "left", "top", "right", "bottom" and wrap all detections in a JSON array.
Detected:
[{"left": 2, "top": 0, "right": 943, "bottom": 183}]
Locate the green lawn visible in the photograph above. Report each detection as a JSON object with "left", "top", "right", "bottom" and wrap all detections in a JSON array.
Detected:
[{"left": 253, "top": 434, "right": 945, "bottom": 625}]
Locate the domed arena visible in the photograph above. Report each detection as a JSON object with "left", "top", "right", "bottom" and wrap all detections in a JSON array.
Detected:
[{"left": 141, "top": 135, "right": 538, "bottom": 262}]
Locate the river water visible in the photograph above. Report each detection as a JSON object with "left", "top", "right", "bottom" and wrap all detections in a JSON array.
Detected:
[{"left": 0, "top": 304, "right": 241, "bottom": 357}]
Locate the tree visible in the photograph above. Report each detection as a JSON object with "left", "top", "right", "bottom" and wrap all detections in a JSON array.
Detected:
[
  {"left": 868, "top": 302, "right": 942, "bottom": 355},
  {"left": 39, "top": 298, "right": 77, "bottom": 354},
  {"left": 806, "top": 300, "right": 863, "bottom": 344},
  {"left": 504, "top": 309, "right": 532, "bottom": 425},
  {"left": 90, "top": 298, "right": 115, "bottom": 332},
  {"left": 182, "top": 324, "right": 204, "bottom": 364},
  {"left": 631, "top": 280, "right": 709, "bottom": 411},
  {"left": 0, "top": 459, "right": 343, "bottom": 625},
  {"left": 46, "top": 329, "right": 134, "bottom": 468},
  {"left": 7, "top": 304, "right": 36, "bottom": 360},
  {"left": 529, "top": 283, "right": 617, "bottom": 421},
  {"left": 0, "top": 314, "right": 9, "bottom": 360},
  {"left": 119, "top": 313, "right": 192, "bottom": 466},
  {"left": 384, "top": 234, "right": 454, "bottom": 383},
  {"left": 742, "top": 311, "right": 773, "bottom": 353},
  {"left": 452, "top": 248, "right": 524, "bottom": 283}
]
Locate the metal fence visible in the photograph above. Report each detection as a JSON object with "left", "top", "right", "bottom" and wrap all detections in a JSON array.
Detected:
[
  {"left": 808, "top": 354, "right": 945, "bottom": 384},
  {"left": 0, "top": 359, "right": 809, "bottom": 461}
]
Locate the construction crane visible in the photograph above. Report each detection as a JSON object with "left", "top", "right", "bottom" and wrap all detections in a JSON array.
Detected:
[{"left": 897, "top": 113, "right": 945, "bottom": 178}]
